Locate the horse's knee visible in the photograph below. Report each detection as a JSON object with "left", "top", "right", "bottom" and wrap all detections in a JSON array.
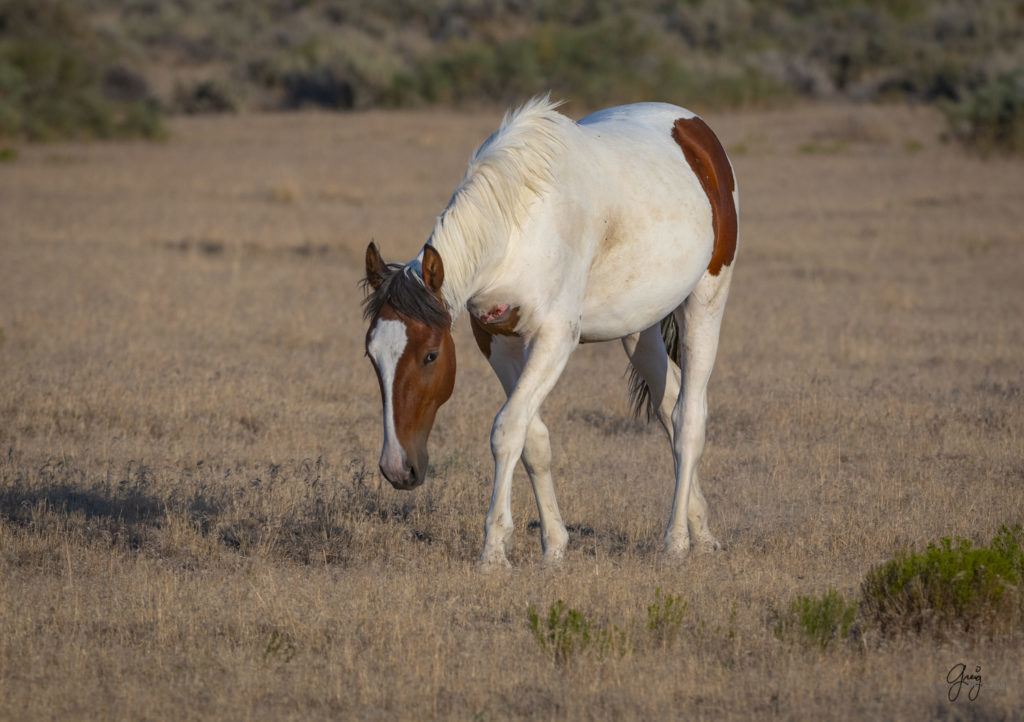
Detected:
[
  {"left": 522, "top": 421, "right": 552, "bottom": 476},
  {"left": 490, "top": 411, "right": 524, "bottom": 460}
]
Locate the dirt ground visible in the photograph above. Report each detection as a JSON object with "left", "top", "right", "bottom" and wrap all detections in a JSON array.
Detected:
[{"left": 1, "top": 101, "right": 1022, "bottom": 720}]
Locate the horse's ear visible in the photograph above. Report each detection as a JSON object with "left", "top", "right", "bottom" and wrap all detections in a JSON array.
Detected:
[
  {"left": 422, "top": 245, "right": 444, "bottom": 294},
  {"left": 365, "top": 242, "right": 386, "bottom": 290}
]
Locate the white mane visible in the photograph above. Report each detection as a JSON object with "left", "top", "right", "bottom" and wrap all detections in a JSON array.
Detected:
[{"left": 428, "top": 95, "right": 573, "bottom": 313}]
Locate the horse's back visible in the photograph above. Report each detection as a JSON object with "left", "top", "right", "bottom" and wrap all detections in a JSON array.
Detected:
[{"left": 578, "top": 102, "right": 697, "bottom": 132}]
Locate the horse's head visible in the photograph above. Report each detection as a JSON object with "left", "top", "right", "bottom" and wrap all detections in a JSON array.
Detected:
[{"left": 362, "top": 242, "right": 455, "bottom": 489}]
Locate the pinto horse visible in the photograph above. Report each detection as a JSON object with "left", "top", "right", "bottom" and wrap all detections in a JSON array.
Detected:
[{"left": 363, "top": 97, "right": 737, "bottom": 567}]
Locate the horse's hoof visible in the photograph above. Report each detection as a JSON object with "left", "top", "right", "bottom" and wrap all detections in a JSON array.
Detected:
[
  {"left": 541, "top": 547, "right": 566, "bottom": 568},
  {"left": 479, "top": 552, "right": 512, "bottom": 571},
  {"left": 663, "top": 539, "right": 691, "bottom": 559},
  {"left": 696, "top": 536, "right": 723, "bottom": 553}
]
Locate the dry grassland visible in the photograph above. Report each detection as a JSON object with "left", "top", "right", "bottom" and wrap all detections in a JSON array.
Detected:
[{"left": 1, "top": 102, "right": 1022, "bottom": 720}]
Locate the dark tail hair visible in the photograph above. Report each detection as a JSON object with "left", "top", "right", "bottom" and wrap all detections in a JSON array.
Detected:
[{"left": 627, "top": 314, "right": 681, "bottom": 420}]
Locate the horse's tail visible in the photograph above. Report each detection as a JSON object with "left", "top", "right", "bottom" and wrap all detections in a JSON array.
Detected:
[{"left": 627, "top": 314, "right": 681, "bottom": 420}]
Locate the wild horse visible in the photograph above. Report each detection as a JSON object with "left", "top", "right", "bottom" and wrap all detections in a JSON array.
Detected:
[{"left": 363, "top": 97, "right": 738, "bottom": 568}]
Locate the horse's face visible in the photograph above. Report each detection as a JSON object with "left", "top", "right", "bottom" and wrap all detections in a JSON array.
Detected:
[{"left": 364, "top": 243, "right": 455, "bottom": 489}]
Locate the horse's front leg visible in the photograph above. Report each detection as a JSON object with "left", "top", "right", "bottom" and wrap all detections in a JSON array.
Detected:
[
  {"left": 481, "top": 321, "right": 577, "bottom": 569},
  {"left": 483, "top": 335, "right": 569, "bottom": 564}
]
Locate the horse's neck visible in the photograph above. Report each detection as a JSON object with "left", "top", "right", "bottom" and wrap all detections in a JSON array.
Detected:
[{"left": 426, "top": 231, "right": 507, "bottom": 323}]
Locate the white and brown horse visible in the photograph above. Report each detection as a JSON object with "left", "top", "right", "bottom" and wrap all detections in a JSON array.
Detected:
[{"left": 363, "top": 97, "right": 737, "bottom": 567}]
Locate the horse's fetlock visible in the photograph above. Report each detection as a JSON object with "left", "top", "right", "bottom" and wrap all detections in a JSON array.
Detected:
[
  {"left": 663, "top": 530, "right": 691, "bottom": 557},
  {"left": 542, "top": 524, "right": 569, "bottom": 555}
]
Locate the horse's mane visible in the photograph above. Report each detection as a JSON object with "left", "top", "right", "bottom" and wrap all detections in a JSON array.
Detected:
[
  {"left": 361, "top": 263, "right": 450, "bottom": 328},
  {"left": 429, "top": 95, "right": 573, "bottom": 308}
]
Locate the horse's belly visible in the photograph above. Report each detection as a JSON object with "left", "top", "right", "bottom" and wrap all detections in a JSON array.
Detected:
[{"left": 579, "top": 225, "right": 712, "bottom": 342}]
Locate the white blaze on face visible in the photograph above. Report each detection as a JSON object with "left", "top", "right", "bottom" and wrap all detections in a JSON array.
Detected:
[{"left": 368, "top": 319, "right": 408, "bottom": 475}]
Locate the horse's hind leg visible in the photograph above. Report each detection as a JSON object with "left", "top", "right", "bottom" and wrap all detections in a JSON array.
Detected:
[
  {"left": 664, "top": 267, "right": 733, "bottom": 556},
  {"left": 622, "top": 321, "right": 717, "bottom": 553}
]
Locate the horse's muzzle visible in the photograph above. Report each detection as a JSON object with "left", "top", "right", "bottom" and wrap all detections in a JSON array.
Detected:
[{"left": 379, "top": 455, "right": 427, "bottom": 490}]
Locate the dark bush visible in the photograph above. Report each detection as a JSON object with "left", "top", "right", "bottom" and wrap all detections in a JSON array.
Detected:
[
  {"left": 943, "top": 70, "right": 1024, "bottom": 155},
  {"left": 174, "top": 79, "right": 242, "bottom": 115}
]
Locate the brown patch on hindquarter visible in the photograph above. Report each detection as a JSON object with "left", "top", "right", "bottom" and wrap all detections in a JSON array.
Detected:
[
  {"left": 469, "top": 307, "right": 522, "bottom": 359},
  {"left": 671, "top": 116, "right": 737, "bottom": 276}
]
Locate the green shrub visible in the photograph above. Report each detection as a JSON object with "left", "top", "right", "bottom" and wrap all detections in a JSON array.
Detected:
[
  {"left": 943, "top": 70, "right": 1024, "bottom": 155},
  {"left": 527, "top": 599, "right": 628, "bottom": 664},
  {"left": 775, "top": 587, "right": 858, "bottom": 649},
  {"left": 860, "top": 524, "right": 1024, "bottom": 636},
  {"left": 527, "top": 590, "right": 742, "bottom": 664},
  {"left": 174, "top": 79, "right": 242, "bottom": 115},
  {"left": 646, "top": 587, "right": 688, "bottom": 646}
]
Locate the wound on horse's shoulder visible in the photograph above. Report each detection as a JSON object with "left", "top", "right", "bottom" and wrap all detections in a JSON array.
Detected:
[{"left": 470, "top": 305, "right": 522, "bottom": 358}]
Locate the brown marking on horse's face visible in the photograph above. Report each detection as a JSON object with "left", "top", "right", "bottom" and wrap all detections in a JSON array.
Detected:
[
  {"left": 400, "top": 314, "right": 452, "bottom": 485},
  {"left": 366, "top": 306, "right": 455, "bottom": 489},
  {"left": 671, "top": 116, "right": 737, "bottom": 276},
  {"left": 469, "top": 306, "right": 522, "bottom": 359},
  {"left": 363, "top": 243, "right": 455, "bottom": 490}
]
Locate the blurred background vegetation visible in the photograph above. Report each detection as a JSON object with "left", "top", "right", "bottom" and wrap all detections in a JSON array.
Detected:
[{"left": 1, "top": 0, "right": 1021, "bottom": 151}]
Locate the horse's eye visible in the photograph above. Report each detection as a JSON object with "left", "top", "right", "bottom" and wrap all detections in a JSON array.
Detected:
[{"left": 423, "top": 351, "right": 438, "bottom": 365}]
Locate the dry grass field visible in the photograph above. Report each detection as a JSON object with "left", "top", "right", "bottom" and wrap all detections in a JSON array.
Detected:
[{"left": 1, "top": 101, "right": 1022, "bottom": 719}]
